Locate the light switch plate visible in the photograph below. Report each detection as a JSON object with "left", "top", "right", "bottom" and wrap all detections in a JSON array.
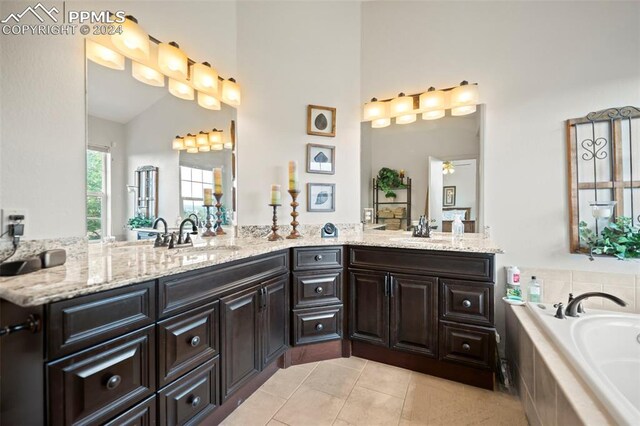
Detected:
[{"left": 1, "top": 209, "right": 27, "bottom": 239}]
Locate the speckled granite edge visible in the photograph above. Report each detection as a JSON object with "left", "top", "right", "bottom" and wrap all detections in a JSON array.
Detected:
[{"left": 0, "top": 236, "right": 87, "bottom": 262}]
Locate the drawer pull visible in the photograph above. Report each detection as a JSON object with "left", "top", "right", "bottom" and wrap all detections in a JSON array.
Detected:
[
  {"left": 315, "top": 323, "right": 324, "bottom": 331},
  {"left": 462, "top": 343, "right": 471, "bottom": 351},
  {"left": 190, "top": 336, "right": 201, "bottom": 347},
  {"left": 314, "top": 255, "right": 323, "bottom": 261},
  {"left": 189, "top": 395, "right": 201, "bottom": 408},
  {"left": 315, "top": 286, "right": 324, "bottom": 294},
  {"left": 106, "top": 375, "right": 122, "bottom": 390},
  {"left": 462, "top": 299, "right": 472, "bottom": 308}
]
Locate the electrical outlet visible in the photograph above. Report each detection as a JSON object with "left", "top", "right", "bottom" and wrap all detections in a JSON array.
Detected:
[{"left": 1, "top": 209, "right": 27, "bottom": 239}]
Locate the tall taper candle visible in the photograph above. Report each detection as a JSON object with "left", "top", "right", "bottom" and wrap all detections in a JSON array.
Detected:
[
  {"left": 288, "top": 161, "right": 299, "bottom": 191},
  {"left": 270, "top": 184, "right": 281, "bottom": 205},
  {"left": 203, "top": 188, "right": 213, "bottom": 205},
  {"left": 213, "top": 168, "right": 223, "bottom": 193}
]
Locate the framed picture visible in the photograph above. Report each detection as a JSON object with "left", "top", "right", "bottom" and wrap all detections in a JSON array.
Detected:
[
  {"left": 306, "top": 143, "right": 335, "bottom": 174},
  {"left": 307, "top": 183, "right": 335, "bottom": 212},
  {"left": 307, "top": 105, "right": 336, "bottom": 137},
  {"left": 443, "top": 186, "right": 456, "bottom": 207}
]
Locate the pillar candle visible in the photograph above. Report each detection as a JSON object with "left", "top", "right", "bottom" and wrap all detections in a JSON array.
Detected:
[
  {"left": 288, "top": 160, "right": 299, "bottom": 191},
  {"left": 214, "top": 168, "right": 223, "bottom": 194},
  {"left": 270, "top": 184, "right": 281, "bottom": 205},
  {"left": 203, "top": 188, "right": 213, "bottom": 205}
]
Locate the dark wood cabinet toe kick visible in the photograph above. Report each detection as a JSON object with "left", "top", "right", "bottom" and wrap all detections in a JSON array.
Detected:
[{"left": 0, "top": 245, "right": 496, "bottom": 424}]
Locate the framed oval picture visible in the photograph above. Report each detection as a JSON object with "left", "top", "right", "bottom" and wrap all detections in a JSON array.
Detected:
[{"left": 307, "top": 105, "right": 336, "bottom": 137}]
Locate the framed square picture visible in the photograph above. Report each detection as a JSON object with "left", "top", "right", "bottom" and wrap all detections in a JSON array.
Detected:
[
  {"left": 307, "top": 105, "right": 336, "bottom": 137},
  {"left": 307, "top": 183, "right": 335, "bottom": 212},
  {"left": 307, "top": 144, "right": 335, "bottom": 174},
  {"left": 443, "top": 186, "right": 456, "bottom": 207}
]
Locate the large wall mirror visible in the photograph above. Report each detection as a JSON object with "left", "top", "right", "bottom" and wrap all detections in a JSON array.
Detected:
[
  {"left": 86, "top": 45, "right": 237, "bottom": 241},
  {"left": 361, "top": 105, "right": 484, "bottom": 232}
]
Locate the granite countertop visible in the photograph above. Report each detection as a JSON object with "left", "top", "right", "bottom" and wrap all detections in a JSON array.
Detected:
[{"left": 0, "top": 231, "right": 502, "bottom": 307}]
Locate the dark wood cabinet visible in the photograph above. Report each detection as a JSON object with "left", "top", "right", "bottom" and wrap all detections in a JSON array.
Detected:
[
  {"left": 104, "top": 396, "right": 156, "bottom": 426},
  {"left": 261, "top": 274, "right": 290, "bottom": 367},
  {"left": 292, "top": 270, "right": 342, "bottom": 308},
  {"left": 390, "top": 274, "right": 438, "bottom": 357},
  {"left": 440, "top": 279, "right": 493, "bottom": 326},
  {"left": 349, "top": 269, "right": 389, "bottom": 347},
  {"left": 439, "top": 321, "right": 494, "bottom": 369},
  {"left": 293, "top": 305, "right": 343, "bottom": 345}
]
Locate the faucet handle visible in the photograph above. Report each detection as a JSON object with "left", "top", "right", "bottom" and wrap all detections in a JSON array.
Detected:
[
  {"left": 153, "top": 234, "right": 163, "bottom": 248},
  {"left": 184, "top": 233, "right": 192, "bottom": 244},
  {"left": 168, "top": 233, "right": 177, "bottom": 249},
  {"left": 553, "top": 302, "right": 566, "bottom": 319}
]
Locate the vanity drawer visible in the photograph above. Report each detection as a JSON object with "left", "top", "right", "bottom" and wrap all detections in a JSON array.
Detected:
[
  {"left": 293, "top": 247, "right": 343, "bottom": 271},
  {"left": 440, "top": 279, "right": 493, "bottom": 326},
  {"left": 293, "top": 305, "right": 343, "bottom": 345},
  {"left": 293, "top": 270, "right": 342, "bottom": 308},
  {"left": 158, "top": 301, "right": 219, "bottom": 387},
  {"left": 439, "top": 321, "right": 494, "bottom": 369},
  {"left": 104, "top": 396, "right": 156, "bottom": 426},
  {"left": 48, "top": 281, "right": 156, "bottom": 359},
  {"left": 158, "top": 356, "right": 220, "bottom": 426},
  {"left": 48, "top": 326, "right": 156, "bottom": 426}
]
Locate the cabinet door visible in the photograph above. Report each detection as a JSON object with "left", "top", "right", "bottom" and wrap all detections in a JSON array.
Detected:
[
  {"left": 390, "top": 274, "right": 438, "bottom": 357},
  {"left": 261, "top": 274, "right": 290, "bottom": 368},
  {"left": 220, "top": 285, "right": 260, "bottom": 402},
  {"left": 349, "top": 269, "right": 389, "bottom": 346}
]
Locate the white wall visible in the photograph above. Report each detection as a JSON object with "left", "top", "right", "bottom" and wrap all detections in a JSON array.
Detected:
[
  {"left": 236, "top": 1, "right": 361, "bottom": 225},
  {"left": 443, "top": 159, "right": 477, "bottom": 220}
]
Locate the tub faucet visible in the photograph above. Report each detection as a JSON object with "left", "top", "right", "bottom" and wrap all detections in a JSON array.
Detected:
[{"left": 565, "top": 292, "right": 626, "bottom": 317}]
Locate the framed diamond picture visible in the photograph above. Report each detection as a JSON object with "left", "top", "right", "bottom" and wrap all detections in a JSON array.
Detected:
[
  {"left": 307, "top": 183, "right": 335, "bottom": 212},
  {"left": 306, "top": 143, "right": 335, "bottom": 175},
  {"left": 307, "top": 105, "right": 336, "bottom": 137}
]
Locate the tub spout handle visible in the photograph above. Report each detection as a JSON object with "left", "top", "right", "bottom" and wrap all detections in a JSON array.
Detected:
[
  {"left": 553, "top": 302, "right": 566, "bottom": 319},
  {"left": 568, "top": 293, "right": 585, "bottom": 314}
]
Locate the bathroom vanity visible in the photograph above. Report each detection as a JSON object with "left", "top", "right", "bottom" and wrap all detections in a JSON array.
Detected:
[{"left": 0, "top": 235, "right": 499, "bottom": 425}]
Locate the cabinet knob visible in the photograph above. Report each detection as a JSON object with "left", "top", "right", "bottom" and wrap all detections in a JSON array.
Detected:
[
  {"left": 106, "top": 375, "right": 121, "bottom": 390},
  {"left": 315, "top": 286, "right": 324, "bottom": 294},
  {"left": 315, "top": 323, "right": 324, "bottom": 331},
  {"left": 462, "top": 299, "right": 472, "bottom": 308},
  {"left": 462, "top": 343, "right": 471, "bottom": 351},
  {"left": 190, "top": 336, "right": 201, "bottom": 347},
  {"left": 314, "top": 255, "right": 323, "bottom": 261},
  {"left": 189, "top": 395, "right": 201, "bottom": 408}
]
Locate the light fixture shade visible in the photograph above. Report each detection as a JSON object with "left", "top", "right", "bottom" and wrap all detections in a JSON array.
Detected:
[
  {"left": 372, "top": 118, "right": 391, "bottom": 128},
  {"left": 389, "top": 94, "right": 414, "bottom": 117},
  {"left": 208, "top": 129, "right": 222, "bottom": 144},
  {"left": 168, "top": 78, "right": 194, "bottom": 100},
  {"left": 197, "top": 92, "right": 221, "bottom": 110},
  {"left": 132, "top": 61, "right": 164, "bottom": 87},
  {"left": 223, "top": 141, "right": 233, "bottom": 149},
  {"left": 186, "top": 147, "right": 198, "bottom": 153},
  {"left": 419, "top": 89, "right": 446, "bottom": 111},
  {"left": 196, "top": 132, "right": 209, "bottom": 147},
  {"left": 110, "top": 16, "right": 150, "bottom": 62},
  {"left": 363, "top": 99, "right": 389, "bottom": 121},
  {"left": 451, "top": 105, "right": 477, "bottom": 116},
  {"left": 158, "top": 42, "right": 188, "bottom": 79},
  {"left": 191, "top": 62, "right": 219, "bottom": 95},
  {"left": 184, "top": 134, "right": 196, "bottom": 148},
  {"left": 422, "top": 110, "right": 446, "bottom": 120},
  {"left": 221, "top": 78, "right": 241, "bottom": 106},
  {"left": 198, "top": 145, "right": 211, "bottom": 152},
  {"left": 442, "top": 161, "right": 455, "bottom": 174},
  {"left": 86, "top": 40, "right": 125, "bottom": 70},
  {"left": 211, "top": 143, "right": 223, "bottom": 151},
  {"left": 396, "top": 114, "right": 417, "bottom": 125},
  {"left": 450, "top": 82, "right": 479, "bottom": 116},
  {"left": 172, "top": 136, "right": 184, "bottom": 150}
]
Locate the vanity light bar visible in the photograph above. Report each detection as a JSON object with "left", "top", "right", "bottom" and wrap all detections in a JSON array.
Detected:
[
  {"left": 172, "top": 129, "right": 231, "bottom": 152},
  {"left": 363, "top": 81, "right": 478, "bottom": 128}
]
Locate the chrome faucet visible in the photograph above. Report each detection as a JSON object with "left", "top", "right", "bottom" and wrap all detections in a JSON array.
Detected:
[
  {"left": 565, "top": 292, "right": 626, "bottom": 317},
  {"left": 152, "top": 218, "right": 171, "bottom": 248}
]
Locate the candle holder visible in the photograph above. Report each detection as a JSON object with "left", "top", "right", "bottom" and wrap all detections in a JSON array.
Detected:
[
  {"left": 214, "top": 193, "right": 226, "bottom": 235},
  {"left": 267, "top": 204, "right": 283, "bottom": 241},
  {"left": 202, "top": 205, "right": 216, "bottom": 237},
  {"left": 286, "top": 189, "right": 302, "bottom": 239}
]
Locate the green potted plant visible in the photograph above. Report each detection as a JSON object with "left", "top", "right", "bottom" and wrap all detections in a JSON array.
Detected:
[
  {"left": 127, "top": 214, "right": 155, "bottom": 230},
  {"left": 377, "top": 167, "right": 406, "bottom": 200},
  {"left": 579, "top": 216, "right": 640, "bottom": 260}
]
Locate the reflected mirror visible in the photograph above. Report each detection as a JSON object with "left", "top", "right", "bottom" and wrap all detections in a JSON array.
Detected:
[
  {"left": 360, "top": 106, "right": 483, "bottom": 232},
  {"left": 86, "top": 46, "right": 237, "bottom": 241}
]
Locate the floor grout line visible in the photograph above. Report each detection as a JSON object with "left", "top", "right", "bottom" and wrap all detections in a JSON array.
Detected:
[{"left": 331, "top": 359, "right": 369, "bottom": 424}]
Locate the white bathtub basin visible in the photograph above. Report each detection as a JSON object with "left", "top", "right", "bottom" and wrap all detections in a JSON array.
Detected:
[{"left": 527, "top": 303, "right": 640, "bottom": 426}]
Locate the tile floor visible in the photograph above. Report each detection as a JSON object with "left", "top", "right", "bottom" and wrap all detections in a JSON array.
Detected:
[{"left": 220, "top": 357, "right": 528, "bottom": 426}]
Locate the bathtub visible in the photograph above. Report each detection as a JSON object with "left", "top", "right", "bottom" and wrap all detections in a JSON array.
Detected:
[{"left": 526, "top": 303, "right": 640, "bottom": 426}]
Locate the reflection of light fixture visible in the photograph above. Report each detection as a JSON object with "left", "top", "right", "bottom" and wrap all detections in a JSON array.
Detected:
[
  {"left": 221, "top": 78, "right": 241, "bottom": 106},
  {"left": 208, "top": 129, "right": 223, "bottom": 144},
  {"left": 196, "top": 131, "right": 209, "bottom": 147},
  {"left": 158, "top": 41, "right": 188, "bottom": 79},
  {"left": 186, "top": 147, "right": 198, "bottom": 153},
  {"left": 197, "top": 92, "right": 221, "bottom": 110},
  {"left": 86, "top": 39, "right": 125, "bottom": 70},
  {"left": 372, "top": 118, "right": 391, "bottom": 128},
  {"left": 110, "top": 15, "right": 150, "bottom": 62},
  {"left": 450, "top": 81, "right": 479, "bottom": 116},
  {"left": 172, "top": 136, "right": 184, "bottom": 150},
  {"left": 420, "top": 87, "right": 446, "bottom": 120},
  {"left": 191, "top": 62, "right": 218, "bottom": 95},
  {"left": 223, "top": 141, "right": 233, "bottom": 150},
  {"left": 168, "top": 78, "right": 194, "bottom": 100},
  {"left": 211, "top": 143, "right": 223, "bottom": 151},
  {"left": 590, "top": 201, "right": 617, "bottom": 219},
  {"left": 442, "top": 161, "right": 455, "bottom": 174},
  {"left": 184, "top": 133, "right": 196, "bottom": 148},
  {"left": 198, "top": 145, "right": 211, "bottom": 152},
  {"left": 131, "top": 61, "right": 164, "bottom": 86}
]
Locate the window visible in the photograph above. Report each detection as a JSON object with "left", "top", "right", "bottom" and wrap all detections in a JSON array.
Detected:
[
  {"left": 180, "top": 165, "right": 213, "bottom": 218},
  {"left": 86, "top": 148, "right": 110, "bottom": 241}
]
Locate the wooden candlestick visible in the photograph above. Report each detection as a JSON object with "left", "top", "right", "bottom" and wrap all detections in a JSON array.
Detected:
[
  {"left": 214, "top": 193, "right": 226, "bottom": 235},
  {"left": 202, "top": 205, "right": 216, "bottom": 237},
  {"left": 286, "top": 189, "right": 302, "bottom": 239},
  {"left": 267, "top": 204, "right": 283, "bottom": 241}
]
